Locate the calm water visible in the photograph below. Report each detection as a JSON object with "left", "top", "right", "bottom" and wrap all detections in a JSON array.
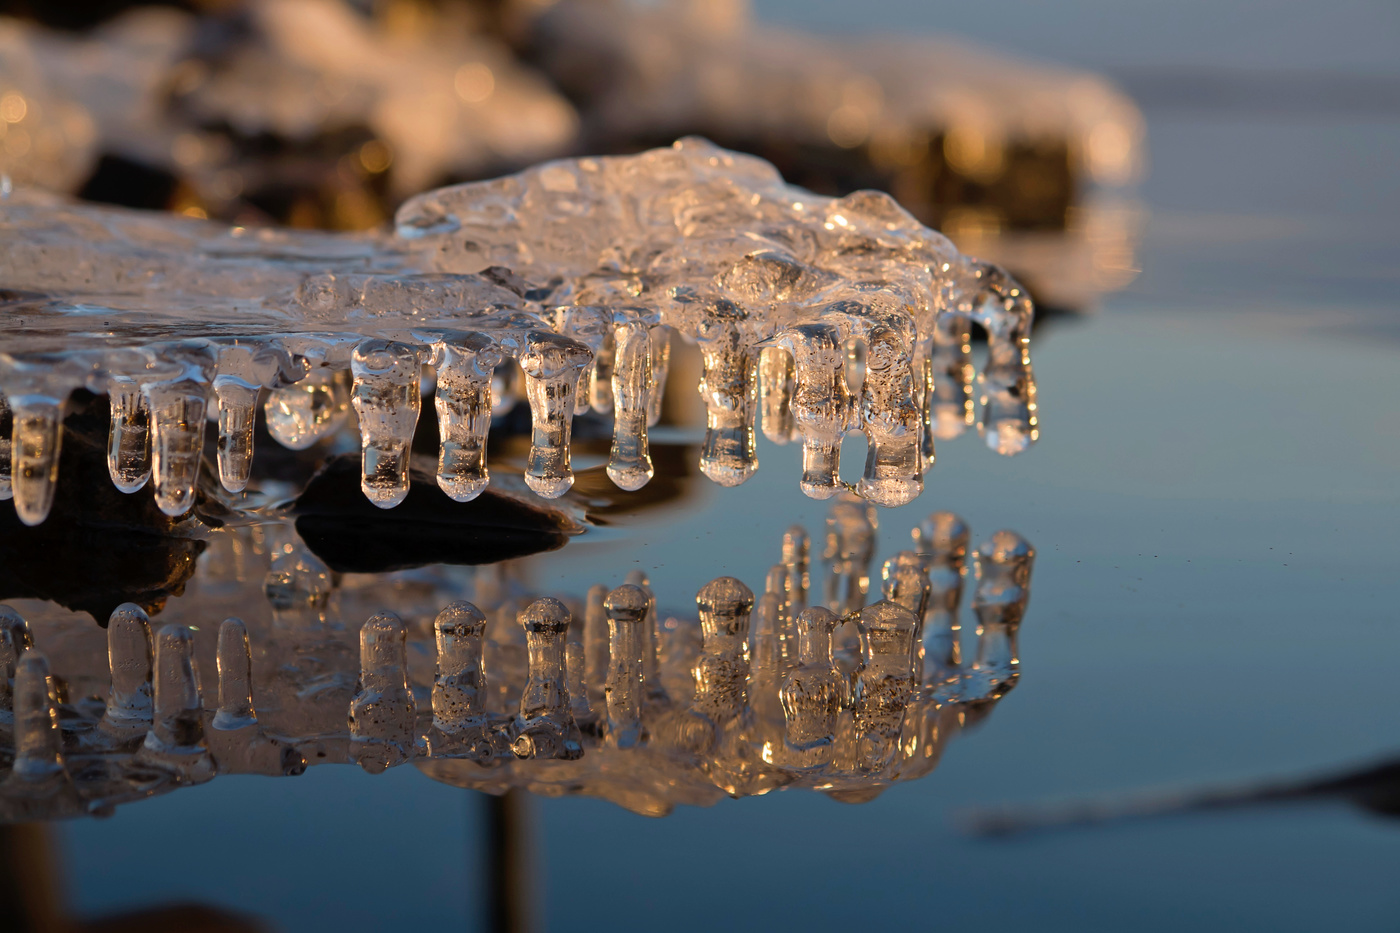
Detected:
[{"left": 49, "top": 3, "right": 1400, "bottom": 930}]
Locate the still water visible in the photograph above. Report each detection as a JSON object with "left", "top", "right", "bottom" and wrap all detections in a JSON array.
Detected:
[{"left": 33, "top": 2, "right": 1400, "bottom": 930}]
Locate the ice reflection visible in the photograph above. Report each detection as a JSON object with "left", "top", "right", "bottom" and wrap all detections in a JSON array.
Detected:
[{"left": 0, "top": 498, "right": 1032, "bottom": 820}]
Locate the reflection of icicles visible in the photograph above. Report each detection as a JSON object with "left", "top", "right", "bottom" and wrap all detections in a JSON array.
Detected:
[
  {"left": 428, "top": 601, "right": 499, "bottom": 760},
  {"left": 349, "top": 611, "right": 418, "bottom": 773},
  {"left": 964, "top": 531, "right": 1035, "bottom": 703},
  {"left": 511, "top": 597, "right": 582, "bottom": 760},
  {"left": 5, "top": 652, "right": 65, "bottom": 787},
  {"left": 99, "top": 604, "right": 153, "bottom": 741},
  {"left": 0, "top": 605, "right": 34, "bottom": 727},
  {"left": 603, "top": 584, "right": 648, "bottom": 749},
  {"left": 778, "top": 607, "right": 842, "bottom": 770},
  {"left": 913, "top": 513, "right": 970, "bottom": 699},
  {"left": 135, "top": 625, "right": 215, "bottom": 784}
]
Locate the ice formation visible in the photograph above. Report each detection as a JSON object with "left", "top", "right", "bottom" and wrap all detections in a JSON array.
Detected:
[
  {"left": 0, "top": 138, "right": 1037, "bottom": 527},
  {"left": 0, "top": 497, "right": 1032, "bottom": 820}
]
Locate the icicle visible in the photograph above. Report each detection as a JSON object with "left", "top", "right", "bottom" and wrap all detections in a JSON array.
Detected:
[
  {"left": 780, "top": 323, "right": 852, "bottom": 500},
  {"left": 856, "top": 325, "right": 922, "bottom": 507},
  {"left": 211, "top": 348, "right": 264, "bottom": 494},
  {"left": 137, "top": 625, "right": 215, "bottom": 783},
  {"left": 349, "top": 610, "right": 418, "bottom": 772},
  {"left": 432, "top": 334, "right": 501, "bottom": 502},
  {"left": 590, "top": 324, "right": 616, "bottom": 414},
  {"left": 696, "top": 316, "right": 759, "bottom": 486},
  {"left": 607, "top": 320, "right": 653, "bottom": 491},
  {"left": 10, "top": 390, "right": 66, "bottom": 526},
  {"left": 646, "top": 324, "right": 672, "bottom": 427},
  {"left": 264, "top": 365, "right": 350, "bottom": 450},
  {"left": 145, "top": 359, "right": 212, "bottom": 517},
  {"left": 351, "top": 341, "right": 422, "bottom": 508},
  {"left": 603, "top": 584, "right": 647, "bottom": 748},
  {"left": 106, "top": 376, "right": 151, "bottom": 493},
  {"left": 778, "top": 607, "right": 842, "bottom": 769},
  {"left": 929, "top": 314, "right": 974, "bottom": 441},
  {"left": 511, "top": 597, "right": 583, "bottom": 760},
  {"left": 970, "top": 264, "right": 1038, "bottom": 455},
  {"left": 0, "top": 391, "right": 11, "bottom": 501},
  {"left": 99, "top": 603, "right": 153, "bottom": 738},
  {"left": 759, "top": 346, "right": 796, "bottom": 445},
  {"left": 519, "top": 332, "right": 592, "bottom": 498}
]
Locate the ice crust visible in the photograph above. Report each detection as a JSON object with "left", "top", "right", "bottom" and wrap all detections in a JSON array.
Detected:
[
  {"left": 0, "top": 498, "right": 1032, "bottom": 820},
  {"left": 0, "top": 138, "right": 1037, "bottom": 525}
]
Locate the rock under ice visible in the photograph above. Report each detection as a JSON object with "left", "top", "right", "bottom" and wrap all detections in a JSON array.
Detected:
[{"left": 0, "top": 138, "right": 1037, "bottom": 526}]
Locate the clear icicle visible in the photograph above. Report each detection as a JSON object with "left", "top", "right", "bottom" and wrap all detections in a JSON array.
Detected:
[
  {"left": 10, "top": 392, "right": 65, "bottom": 526},
  {"left": 100, "top": 603, "right": 153, "bottom": 738},
  {"left": 590, "top": 325, "right": 616, "bottom": 414},
  {"left": 145, "top": 363, "right": 211, "bottom": 517},
  {"left": 696, "top": 316, "right": 759, "bottom": 487},
  {"left": 929, "top": 314, "right": 974, "bottom": 441},
  {"left": 856, "top": 326, "right": 923, "bottom": 507},
  {"left": 780, "top": 323, "right": 852, "bottom": 500},
  {"left": 137, "top": 625, "right": 216, "bottom": 783},
  {"left": 646, "top": 324, "right": 672, "bottom": 427},
  {"left": 351, "top": 341, "right": 422, "bottom": 508},
  {"left": 603, "top": 584, "right": 648, "bottom": 748},
  {"left": 607, "top": 321, "right": 654, "bottom": 491},
  {"left": 970, "top": 265, "right": 1038, "bottom": 456},
  {"left": 432, "top": 335, "right": 501, "bottom": 502},
  {"left": 759, "top": 346, "right": 796, "bottom": 445},
  {"left": 511, "top": 597, "right": 583, "bottom": 760},
  {"left": 519, "top": 332, "right": 593, "bottom": 498},
  {"left": 0, "top": 391, "right": 12, "bottom": 501},
  {"left": 106, "top": 377, "right": 151, "bottom": 493},
  {"left": 349, "top": 611, "right": 419, "bottom": 772},
  {"left": 212, "top": 348, "right": 269, "bottom": 494}
]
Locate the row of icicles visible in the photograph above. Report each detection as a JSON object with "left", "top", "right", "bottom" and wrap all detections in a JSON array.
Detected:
[
  {"left": 0, "top": 510, "right": 1032, "bottom": 811},
  {"left": 0, "top": 313, "right": 1030, "bottom": 527}
]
